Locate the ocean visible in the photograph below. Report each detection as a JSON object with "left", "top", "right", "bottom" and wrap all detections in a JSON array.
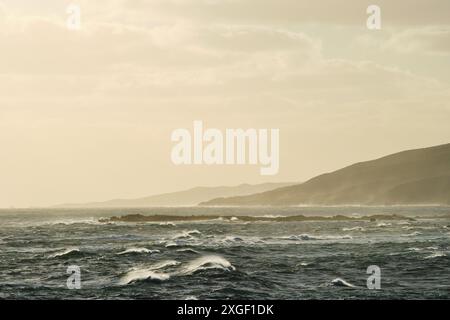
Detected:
[{"left": 0, "top": 207, "right": 449, "bottom": 299}]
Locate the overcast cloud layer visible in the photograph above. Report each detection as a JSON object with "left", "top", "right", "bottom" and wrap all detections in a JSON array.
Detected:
[{"left": 0, "top": 0, "right": 449, "bottom": 207}]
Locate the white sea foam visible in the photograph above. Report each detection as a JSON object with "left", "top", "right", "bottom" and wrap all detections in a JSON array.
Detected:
[
  {"left": 177, "top": 255, "right": 235, "bottom": 275},
  {"left": 172, "top": 230, "right": 201, "bottom": 240},
  {"left": 406, "top": 247, "right": 422, "bottom": 252},
  {"left": 119, "top": 260, "right": 180, "bottom": 285},
  {"left": 424, "top": 252, "right": 446, "bottom": 259},
  {"left": 255, "top": 215, "right": 286, "bottom": 219},
  {"left": 281, "top": 234, "right": 352, "bottom": 241},
  {"left": 49, "top": 248, "right": 80, "bottom": 258},
  {"left": 331, "top": 278, "right": 355, "bottom": 288},
  {"left": 224, "top": 236, "right": 244, "bottom": 242},
  {"left": 150, "top": 260, "right": 181, "bottom": 270},
  {"left": 119, "top": 256, "right": 234, "bottom": 285},
  {"left": 401, "top": 231, "right": 422, "bottom": 237},
  {"left": 117, "top": 248, "right": 160, "bottom": 255},
  {"left": 119, "top": 269, "right": 170, "bottom": 285},
  {"left": 159, "top": 222, "right": 176, "bottom": 227},
  {"left": 342, "top": 226, "right": 365, "bottom": 232},
  {"left": 376, "top": 222, "right": 392, "bottom": 227},
  {"left": 176, "top": 248, "right": 200, "bottom": 254},
  {"left": 165, "top": 241, "right": 179, "bottom": 248}
]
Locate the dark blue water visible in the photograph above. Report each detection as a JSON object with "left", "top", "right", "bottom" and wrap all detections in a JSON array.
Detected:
[{"left": 0, "top": 207, "right": 449, "bottom": 299}]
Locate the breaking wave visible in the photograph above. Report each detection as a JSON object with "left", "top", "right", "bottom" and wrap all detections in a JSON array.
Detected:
[
  {"left": 342, "top": 226, "right": 365, "bottom": 232},
  {"left": 176, "top": 248, "right": 200, "bottom": 254},
  {"left": 177, "top": 255, "right": 235, "bottom": 276},
  {"left": 376, "top": 222, "right": 392, "bottom": 227},
  {"left": 331, "top": 278, "right": 355, "bottom": 288},
  {"left": 172, "top": 230, "right": 201, "bottom": 240},
  {"left": 401, "top": 232, "right": 422, "bottom": 237},
  {"left": 48, "top": 248, "right": 81, "bottom": 258},
  {"left": 424, "top": 252, "right": 446, "bottom": 259},
  {"left": 119, "top": 255, "right": 235, "bottom": 285},
  {"left": 117, "top": 247, "right": 160, "bottom": 255},
  {"left": 281, "top": 234, "right": 352, "bottom": 241}
]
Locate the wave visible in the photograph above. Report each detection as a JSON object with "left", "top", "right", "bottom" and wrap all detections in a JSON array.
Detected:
[
  {"left": 342, "top": 226, "right": 365, "bottom": 232},
  {"left": 424, "top": 252, "right": 446, "bottom": 259},
  {"left": 331, "top": 278, "right": 355, "bottom": 288},
  {"left": 119, "top": 256, "right": 234, "bottom": 285},
  {"left": 401, "top": 231, "right": 422, "bottom": 237},
  {"left": 281, "top": 234, "right": 352, "bottom": 241},
  {"left": 224, "top": 236, "right": 244, "bottom": 242},
  {"left": 296, "top": 262, "right": 310, "bottom": 267},
  {"left": 150, "top": 260, "right": 181, "bottom": 270},
  {"left": 117, "top": 247, "right": 160, "bottom": 255},
  {"left": 176, "top": 248, "right": 200, "bottom": 254},
  {"left": 376, "top": 222, "right": 392, "bottom": 227},
  {"left": 159, "top": 222, "right": 176, "bottom": 227},
  {"left": 177, "top": 255, "right": 235, "bottom": 276},
  {"left": 172, "top": 230, "right": 201, "bottom": 240},
  {"left": 119, "top": 269, "right": 170, "bottom": 285},
  {"left": 48, "top": 248, "right": 80, "bottom": 258},
  {"left": 102, "top": 213, "right": 415, "bottom": 223},
  {"left": 255, "top": 215, "right": 287, "bottom": 219},
  {"left": 119, "top": 260, "right": 180, "bottom": 285},
  {"left": 165, "top": 241, "right": 179, "bottom": 248}
]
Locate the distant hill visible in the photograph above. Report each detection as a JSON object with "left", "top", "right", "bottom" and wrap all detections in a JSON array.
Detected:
[
  {"left": 201, "top": 143, "right": 450, "bottom": 206},
  {"left": 55, "top": 182, "right": 294, "bottom": 208}
]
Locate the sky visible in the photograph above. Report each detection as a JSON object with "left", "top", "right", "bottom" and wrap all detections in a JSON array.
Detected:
[{"left": 0, "top": 0, "right": 449, "bottom": 207}]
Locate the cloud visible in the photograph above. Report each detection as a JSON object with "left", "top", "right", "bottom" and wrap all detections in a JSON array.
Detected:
[
  {"left": 114, "top": 0, "right": 450, "bottom": 26},
  {"left": 385, "top": 27, "right": 450, "bottom": 55}
]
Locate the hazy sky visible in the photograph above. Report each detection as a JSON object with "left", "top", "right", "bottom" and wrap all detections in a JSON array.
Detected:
[{"left": 1, "top": 0, "right": 449, "bottom": 207}]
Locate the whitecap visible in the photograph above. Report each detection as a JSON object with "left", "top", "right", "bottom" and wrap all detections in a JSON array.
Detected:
[
  {"left": 424, "top": 252, "right": 446, "bottom": 259},
  {"left": 119, "top": 269, "right": 170, "bottom": 285},
  {"left": 159, "top": 222, "right": 176, "bottom": 227},
  {"left": 342, "top": 226, "right": 365, "bottom": 232},
  {"left": 331, "top": 278, "right": 355, "bottom": 288},
  {"left": 294, "top": 234, "right": 352, "bottom": 241},
  {"left": 176, "top": 255, "right": 235, "bottom": 276},
  {"left": 165, "top": 242, "right": 179, "bottom": 248},
  {"left": 176, "top": 248, "right": 200, "bottom": 254},
  {"left": 48, "top": 248, "right": 80, "bottom": 258},
  {"left": 119, "top": 260, "right": 179, "bottom": 285},
  {"left": 224, "top": 236, "right": 244, "bottom": 242},
  {"left": 150, "top": 260, "right": 181, "bottom": 270},
  {"left": 255, "top": 215, "right": 286, "bottom": 218},
  {"left": 401, "top": 232, "right": 422, "bottom": 237},
  {"left": 172, "top": 230, "right": 201, "bottom": 240},
  {"left": 376, "top": 222, "right": 392, "bottom": 227},
  {"left": 117, "top": 248, "right": 160, "bottom": 255}
]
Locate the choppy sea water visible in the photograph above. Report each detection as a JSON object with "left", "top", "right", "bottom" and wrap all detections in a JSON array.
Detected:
[{"left": 0, "top": 207, "right": 449, "bottom": 299}]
